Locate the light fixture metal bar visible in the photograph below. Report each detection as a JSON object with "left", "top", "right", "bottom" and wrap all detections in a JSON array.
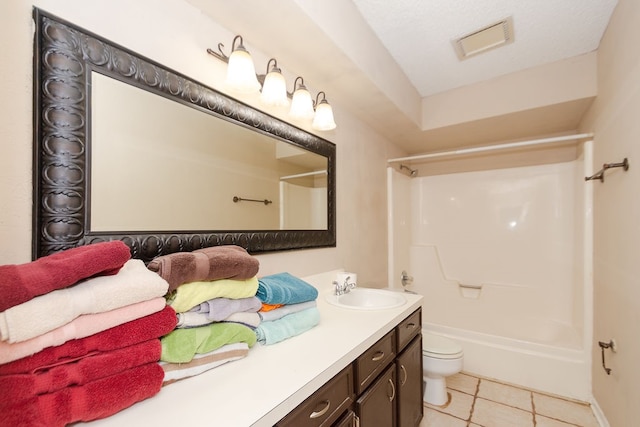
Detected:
[{"left": 207, "top": 44, "right": 230, "bottom": 63}]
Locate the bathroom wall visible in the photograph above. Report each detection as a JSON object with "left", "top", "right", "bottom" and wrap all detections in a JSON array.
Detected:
[
  {"left": 0, "top": 0, "right": 404, "bottom": 285},
  {"left": 579, "top": 0, "right": 640, "bottom": 424}
]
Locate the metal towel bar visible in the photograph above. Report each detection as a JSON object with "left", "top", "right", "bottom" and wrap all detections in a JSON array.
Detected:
[
  {"left": 598, "top": 339, "right": 617, "bottom": 375},
  {"left": 585, "top": 158, "right": 629, "bottom": 182},
  {"left": 233, "top": 196, "right": 272, "bottom": 205}
]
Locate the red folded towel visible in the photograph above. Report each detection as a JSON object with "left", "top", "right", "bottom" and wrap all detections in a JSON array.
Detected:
[
  {"left": 0, "top": 241, "right": 131, "bottom": 312},
  {"left": 0, "top": 305, "right": 176, "bottom": 376},
  {"left": 0, "top": 362, "right": 164, "bottom": 426},
  {"left": 147, "top": 245, "right": 259, "bottom": 292},
  {"left": 0, "top": 339, "right": 161, "bottom": 406}
]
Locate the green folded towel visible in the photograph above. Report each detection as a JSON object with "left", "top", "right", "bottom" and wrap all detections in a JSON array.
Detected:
[{"left": 160, "top": 322, "right": 257, "bottom": 363}]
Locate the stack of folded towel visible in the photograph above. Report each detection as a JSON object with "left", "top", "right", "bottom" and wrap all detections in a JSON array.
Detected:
[
  {"left": 254, "top": 272, "right": 320, "bottom": 345},
  {"left": 151, "top": 246, "right": 260, "bottom": 383},
  {"left": 0, "top": 241, "right": 176, "bottom": 426}
]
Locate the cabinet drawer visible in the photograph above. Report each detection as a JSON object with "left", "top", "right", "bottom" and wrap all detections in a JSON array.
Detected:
[
  {"left": 354, "top": 330, "right": 396, "bottom": 395},
  {"left": 396, "top": 308, "right": 421, "bottom": 352},
  {"left": 277, "top": 365, "right": 355, "bottom": 427}
]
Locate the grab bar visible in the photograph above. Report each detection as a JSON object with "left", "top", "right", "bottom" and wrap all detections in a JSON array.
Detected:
[
  {"left": 459, "top": 283, "right": 482, "bottom": 289},
  {"left": 233, "top": 196, "right": 272, "bottom": 205},
  {"left": 585, "top": 158, "right": 629, "bottom": 183}
]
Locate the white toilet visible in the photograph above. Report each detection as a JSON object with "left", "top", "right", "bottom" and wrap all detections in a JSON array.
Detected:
[{"left": 422, "top": 330, "right": 464, "bottom": 406}]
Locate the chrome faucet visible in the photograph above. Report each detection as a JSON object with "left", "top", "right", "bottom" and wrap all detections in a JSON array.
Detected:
[{"left": 333, "top": 275, "right": 356, "bottom": 295}]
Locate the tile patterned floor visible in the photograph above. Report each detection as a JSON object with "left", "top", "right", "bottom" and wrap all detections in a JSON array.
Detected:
[{"left": 419, "top": 372, "right": 600, "bottom": 427}]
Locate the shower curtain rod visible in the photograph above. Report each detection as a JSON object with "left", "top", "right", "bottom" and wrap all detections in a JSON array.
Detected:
[
  {"left": 387, "top": 132, "right": 594, "bottom": 163},
  {"left": 280, "top": 170, "right": 327, "bottom": 180}
]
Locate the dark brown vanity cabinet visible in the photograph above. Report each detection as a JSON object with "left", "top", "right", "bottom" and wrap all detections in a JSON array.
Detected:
[
  {"left": 277, "top": 308, "right": 423, "bottom": 427},
  {"left": 355, "top": 308, "right": 423, "bottom": 427}
]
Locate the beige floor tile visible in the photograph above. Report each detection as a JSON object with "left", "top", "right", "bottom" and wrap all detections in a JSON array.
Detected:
[
  {"left": 447, "top": 372, "right": 479, "bottom": 395},
  {"left": 536, "top": 414, "right": 579, "bottom": 427},
  {"left": 419, "top": 407, "right": 467, "bottom": 427},
  {"left": 477, "top": 378, "right": 532, "bottom": 411},
  {"left": 471, "top": 397, "right": 534, "bottom": 427},
  {"left": 533, "top": 393, "right": 599, "bottom": 427},
  {"left": 425, "top": 389, "right": 473, "bottom": 420}
]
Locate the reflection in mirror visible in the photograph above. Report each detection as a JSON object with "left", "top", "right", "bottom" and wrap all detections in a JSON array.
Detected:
[
  {"left": 91, "top": 73, "right": 328, "bottom": 232},
  {"left": 33, "top": 9, "right": 335, "bottom": 261}
]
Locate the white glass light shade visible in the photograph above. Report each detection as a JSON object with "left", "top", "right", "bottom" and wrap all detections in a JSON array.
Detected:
[
  {"left": 289, "top": 87, "right": 315, "bottom": 119},
  {"left": 312, "top": 100, "right": 337, "bottom": 131},
  {"left": 260, "top": 70, "right": 289, "bottom": 107},
  {"left": 225, "top": 49, "right": 261, "bottom": 94}
]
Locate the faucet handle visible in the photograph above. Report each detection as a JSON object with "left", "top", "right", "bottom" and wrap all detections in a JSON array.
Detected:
[{"left": 332, "top": 280, "right": 343, "bottom": 295}]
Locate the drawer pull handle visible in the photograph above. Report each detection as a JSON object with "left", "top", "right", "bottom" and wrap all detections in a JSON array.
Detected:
[
  {"left": 400, "top": 364, "right": 407, "bottom": 386},
  {"left": 387, "top": 378, "right": 396, "bottom": 402},
  {"left": 406, "top": 322, "right": 417, "bottom": 329},
  {"left": 310, "top": 400, "right": 331, "bottom": 419},
  {"left": 372, "top": 351, "right": 385, "bottom": 361}
]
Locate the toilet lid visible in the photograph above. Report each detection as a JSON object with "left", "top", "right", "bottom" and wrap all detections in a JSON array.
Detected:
[{"left": 422, "top": 332, "right": 463, "bottom": 358}]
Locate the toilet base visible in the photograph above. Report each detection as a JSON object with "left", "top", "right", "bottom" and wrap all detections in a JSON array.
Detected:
[{"left": 423, "top": 376, "right": 448, "bottom": 406}]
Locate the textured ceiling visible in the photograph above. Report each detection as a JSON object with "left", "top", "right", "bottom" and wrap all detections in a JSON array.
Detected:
[
  {"left": 188, "top": 0, "right": 618, "bottom": 155},
  {"left": 351, "top": 0, "right": 618, "bottom": 97}
]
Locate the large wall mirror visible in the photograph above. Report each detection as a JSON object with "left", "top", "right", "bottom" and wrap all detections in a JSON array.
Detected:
[{"left": 33, "top": 9, "right": 336, "bottom": 262}]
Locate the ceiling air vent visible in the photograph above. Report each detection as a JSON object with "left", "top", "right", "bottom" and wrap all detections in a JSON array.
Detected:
[{"left": 453, "top": 17, "right": 514, "bottom": 60}]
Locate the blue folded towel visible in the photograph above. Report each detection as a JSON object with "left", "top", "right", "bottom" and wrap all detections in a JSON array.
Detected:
[
  {"left": 255, "top": 307, "right": 320, "bottom": 345},
  {"left": 256, "top": 272, "right": 318, "bottom": 305}
]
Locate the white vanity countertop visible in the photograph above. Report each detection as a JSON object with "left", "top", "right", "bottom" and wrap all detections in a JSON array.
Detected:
[{"left": 85, "top": 272, "right": 423, "bottom": 427}]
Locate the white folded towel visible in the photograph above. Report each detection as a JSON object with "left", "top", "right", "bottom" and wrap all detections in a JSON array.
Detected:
[
  {"left": 0, "top": 259, "right": 169, "bottom": 343},
  {"left": 176, "top": 311, "right": 260, "bottom": 329}
]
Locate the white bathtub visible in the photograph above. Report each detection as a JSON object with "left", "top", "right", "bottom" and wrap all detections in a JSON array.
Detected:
[
  {"left": 424, "top": 320, "right": 589, "bottom": 400},
  {"left": 388, "top": 143, "right": 594, "bottom": 402}
]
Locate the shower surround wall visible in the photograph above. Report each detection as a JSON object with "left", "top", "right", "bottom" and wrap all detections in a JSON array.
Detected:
[{"left": 388, "top": 145, "right": 593, "bottom": 401}]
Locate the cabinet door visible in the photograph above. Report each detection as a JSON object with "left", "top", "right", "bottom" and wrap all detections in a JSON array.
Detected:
[
  {"left": 332, "top": 409, "right": 358, "bottom": 427},
  {"left": 396, "top": 335, "right": 423, "bottom": 427},
  {"left": 356, "top": 364, "right": 397, "bottom": 427}
]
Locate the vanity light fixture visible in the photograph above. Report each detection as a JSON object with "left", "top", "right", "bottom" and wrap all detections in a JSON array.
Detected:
[
  {"left": 207, "top": 35, "right": 336, "bottom": 130},
  {"left": 260, "top": 59, "right": 289, "bottom": 107},
  {"left": 220, "top": 35, "right": 261, "bottom": 94},
  {"left": 289, "top": 77, "right": 315, "bottom": 119},
  {"left": 312, "top": 92, "right": 337, "bottom": 131}
]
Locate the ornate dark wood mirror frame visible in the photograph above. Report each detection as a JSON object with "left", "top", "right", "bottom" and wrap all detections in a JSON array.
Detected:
[{"left": 32, "top": 9, "right": 336, "bottom": 262}]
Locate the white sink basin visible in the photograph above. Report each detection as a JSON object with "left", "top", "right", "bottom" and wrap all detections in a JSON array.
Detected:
[{"left": 325, "top": 288, "right": 407, "bottom": 310}]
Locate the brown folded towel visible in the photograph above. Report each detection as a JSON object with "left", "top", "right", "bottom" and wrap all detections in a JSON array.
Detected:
[{"left": 147, "top": 245, "right": 259, "bottom": 292}]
